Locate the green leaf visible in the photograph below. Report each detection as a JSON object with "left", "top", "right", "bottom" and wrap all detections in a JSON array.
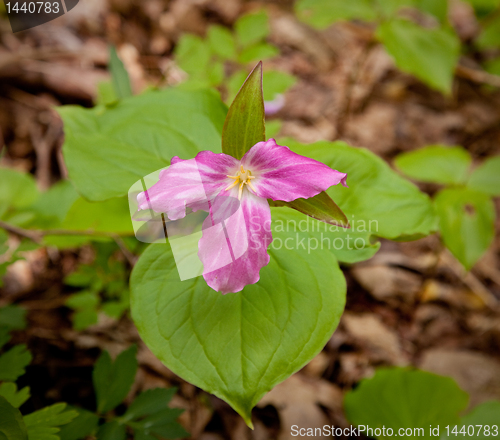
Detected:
[
  {"left": 478, "top": 19, "right": 500, "bottom": 49},
  {"left": 442, "top": 401, "right": 500, "bottom": 439},
  {"left": 269, "top": 191, "right": 348, "bottom": 227},
  {"left": 222, "top": 62, "right": 265, "bottom": 160},
  {"left": 123, "top": 388, "right": 176, "bottom": 421},
  {"left": 175, "top": 35, "right": 211, "bottom": 77},
  {"left": 208, "top": 25, "right": 237, "bottom": 60},
  {"left": 101, "top": 300, "right": 129, "bottom": 320},
  {"left": 376, "top": 20, "right": 460, "bottom": 94},
  {"left": 93, "top": 345, "right": 138, "bottom": 414},
  {"left": 283, "top": 139, "right": 437, "bottom": 240},
  {"left": 64, "top": 266, "right": 95, "bottom": 287},
  {"left": 72, "top": 310, "right": 99, "bottom": 331},
  {"left": 130, "top": 231, "right": 346, "bottom": 427},
  {"left": 466, "top": 0, "right": 500, "bottom": 15},
  {"left": 0, "top": 168, "right": 38, "bottom": 219},
  {"left": 0, "top": 306, "right": 27, "bottom": 331},
  {"left": 26, "top": 181, "right": 80, "bottom": 230},
  {"left": 135, "top": 408, "right": 188, "bottom": 440},
  {"left": 262, "top": 71, "right": 297, "bottom": 101},
  {"left": 226, "top": 70, "right": 249, "bottom": 104},
  {"left": 414, "top": 0, "right": 448, "bottom": 22},
  {"left": 394, "top": 145, "right": 472, "bottom": 185},
  {"left": 58, "top": 88, "right": 227, "bottom": 201},
  {"left": 296, "top": 0, "right": 377, "bottom": 29},
  {"left": 434, "top": 188, "right": 495, "bottom": 269},
  {"left": 270, "top": 208, "right": 379, "bottom": 264},
  {"left": 0, "top": 327, "right": 11, "bottom": 350},
  {"left": 61, "top": 197, "right": 133, "bottom": 235},
  {"left": 207, "top": 60, "right": 225, "bottom": 87},
  {"left": 235, "top": 11, "right": 270, "bottom": 47},
  {"left": 0, "top": 395, "right": 28, "bottom": 440},
  {"left": 58, "top": 407, "right": 99, "bottom": 440},
  {"left": 65, "top": 292, "right": 100, "bottom": 310},
  {"left": 24, "top": 404, "right": 78, "bottom": 440},
  {"left": 484, "top": 57, "right": 500, "bottom": 76},
  {"left": 109, "top": 46, "right": 133, "bottom": 100},
  {"left": 467, "top": 155, "right": 500, "bottom": 196},
  {"left": 264, "top": 120, "right": 282, "bottom": 139},
  {"left": 0, "top": 345, "right": 32, "bottom": 381},
  {"left": 96, "top": 422, "right": 125, "bottom": 440},
  {"left": 237, "top": 43, "right": 279, "bottom": 64},
  {"left": 97, "top": 81, "right": 118, "bottom": 106},
  {"left": 0, "top": 383, "right": 30, "bottom": 408},
  {"left": 344, "top": 368, "right": 469, "bottom": 439}
]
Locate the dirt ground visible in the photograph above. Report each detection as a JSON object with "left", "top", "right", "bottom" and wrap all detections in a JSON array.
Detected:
[{"left": 1, "top": 0, "right": 500, "bottom": 439}]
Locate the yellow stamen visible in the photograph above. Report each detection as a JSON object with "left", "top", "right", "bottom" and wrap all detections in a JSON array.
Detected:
[
  {"left": 225, "top": 165, "right": 257, "bottom": 199},
  {"left": 238, "top": 181, "right": 245, "bottom": 200},
  {"left": 225, "top": 179, "right": 240, "bottom": 191},
  {"left": 247, "top": 180, "right": 257, "bottom": 193}
]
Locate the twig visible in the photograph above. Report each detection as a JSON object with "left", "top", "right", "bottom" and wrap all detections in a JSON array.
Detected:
[
  {"left": 114, "top": 236, "right": 138, "bottom": 266},
  {"left": 441, "top": 249, "right": 499, "bottom": 310},
  {"left": 336, "top": 40, "right": 376, "bottom": 138},
  {"left": 0, "top": 220, "right": 43, "bottom": 243},
  {"left": 0, "top": 220, "right": 137, "bottom": 265},
  {"left": 456, "top": 64, "right": 500, "bottom": 89}
]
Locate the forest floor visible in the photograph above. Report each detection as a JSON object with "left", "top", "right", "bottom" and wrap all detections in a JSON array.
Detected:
[{"left": 1, "top": 0, "right": 500, "bottom": 439}]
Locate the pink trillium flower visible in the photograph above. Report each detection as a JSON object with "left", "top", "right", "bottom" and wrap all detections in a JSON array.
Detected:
[{"left": 137, "top": 139, "right": 347, "bottom": 294}]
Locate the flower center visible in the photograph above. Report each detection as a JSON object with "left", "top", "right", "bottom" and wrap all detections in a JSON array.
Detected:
[{"left": 226, "top": 165, "right": 256, "bottom": 200}]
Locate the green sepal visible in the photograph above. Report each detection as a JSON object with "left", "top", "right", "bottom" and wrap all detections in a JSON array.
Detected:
[
  {"left": 268, "top": 191, "right": 349, "bottom": 227},
  {"left": 222, "top": 62, "right": 265, "bottom": 160}
]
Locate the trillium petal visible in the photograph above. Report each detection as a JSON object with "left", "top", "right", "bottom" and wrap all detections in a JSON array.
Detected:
[
  {"left": 199, "top": 190, "right": 272, "bottom": 294},
  {"left": 137, "top": 151, "right": 239, "bottom": 221},
  {"left": 241, "top": 139, "right": 348, "bottom": 202}
]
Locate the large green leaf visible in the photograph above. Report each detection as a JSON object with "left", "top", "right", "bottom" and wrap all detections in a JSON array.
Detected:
[
  {"left": 93, "top": 345, "right": 138, "bottom": 414},
  {"left": 61, "top": 197, "right": 133, "bottom": 234},
  {"left": 344, "top": 368, "right": 469, "bottom": 439},
  {"left": 59, "top": 89, "right": 227, "bottom": 201},
  {"left": 467, "top": 155, "right": 500, "bottom": 196},
  {"left": 283, "top": 139, "right": 437, "bottom": 240},
  {"left": 394, "top": 145, "right": 472, "bottom": 185},
  {"left": 270, "top": 208, "right": 379, "bottom": 264},
  {"left": 376, "top": 20, "right": 460, "bottom": 94},
  {"left": 0, "top": 396, "right": 28, "bottom": 440},
  {"left": 130, "top": 225, "right": 346, "bottom": 427},
  {"left": 222, "top": 62, "right": 265, "bottom": 160},
  {"left": 434, "top": 188, "right": 495, "bottom": 269}
]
